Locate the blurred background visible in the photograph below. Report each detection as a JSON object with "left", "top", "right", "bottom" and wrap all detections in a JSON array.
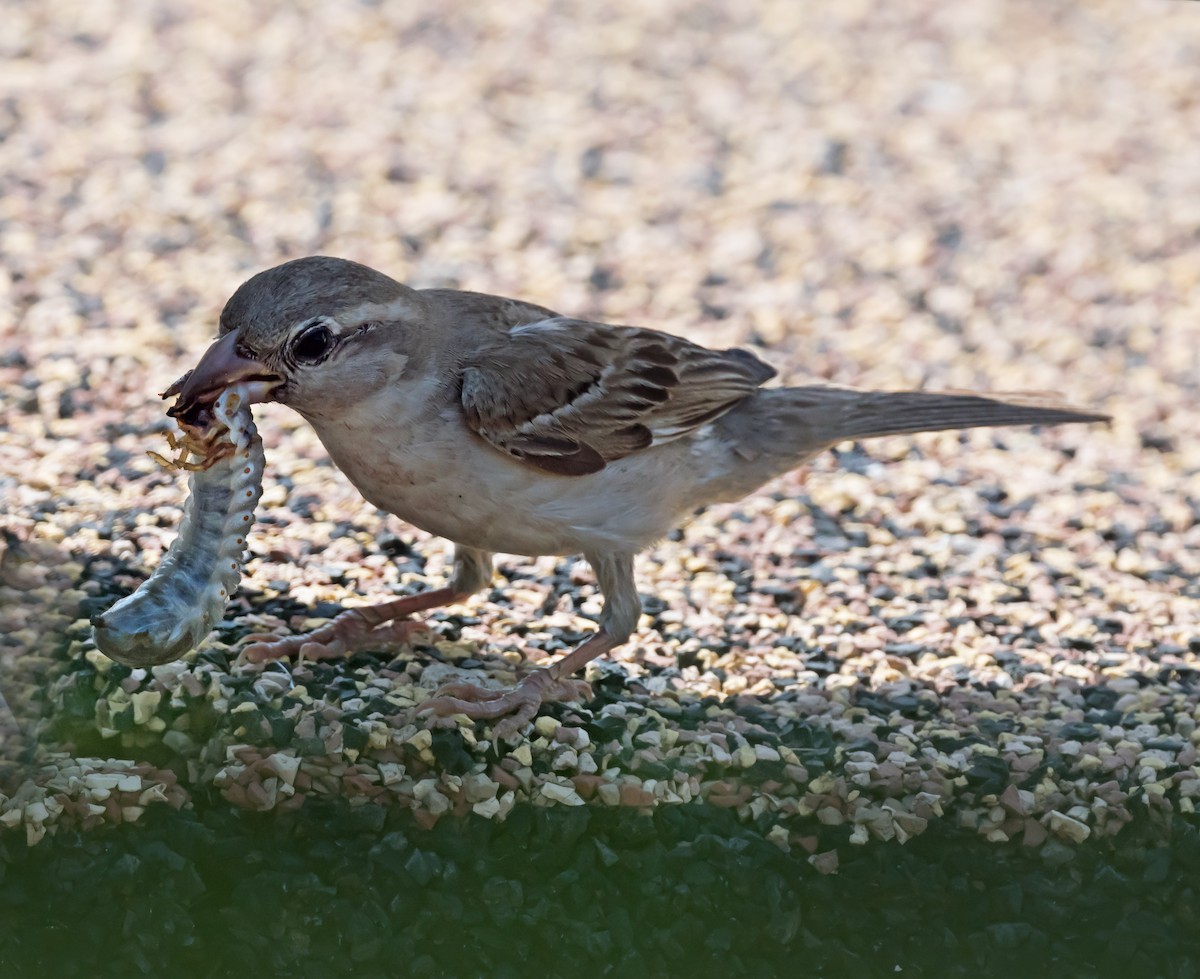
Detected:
[{"left": 3, "top": 0, "right": 1196, "bottom": 397}]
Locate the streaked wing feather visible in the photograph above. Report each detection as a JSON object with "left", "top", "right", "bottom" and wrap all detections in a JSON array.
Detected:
[{"left": 460, "top": 318, "right": 774, "bottom": 476}]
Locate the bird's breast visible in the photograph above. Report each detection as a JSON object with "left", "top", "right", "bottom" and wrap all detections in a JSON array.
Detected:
[{"left": 305, "top": 399, "right": 712, "bottom": 556}]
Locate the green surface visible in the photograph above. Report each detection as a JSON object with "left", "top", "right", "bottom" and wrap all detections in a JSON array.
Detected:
[{"left": 2, "top": 799, "right": 1196, "bottom": 978}]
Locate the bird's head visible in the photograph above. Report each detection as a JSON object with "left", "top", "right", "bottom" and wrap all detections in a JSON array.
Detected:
[{"left": 166, "top": 256, "right": 423, "bottom": 425}]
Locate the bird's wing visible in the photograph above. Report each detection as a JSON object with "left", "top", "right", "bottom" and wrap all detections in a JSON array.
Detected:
[{"left": 459, "top": 318, "right": 776, "bottom": 476}]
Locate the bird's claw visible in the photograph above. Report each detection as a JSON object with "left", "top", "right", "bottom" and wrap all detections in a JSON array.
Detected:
[
  {"left": 417, "top": 672, "right": 593, "bottom": 738},
  {"left": 237, "top": 610, "right": 429, "bottom": 664}
]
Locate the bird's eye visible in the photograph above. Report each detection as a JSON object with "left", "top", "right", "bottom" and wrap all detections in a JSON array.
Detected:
[{"left": 291, "top": 323, "right": 335, "bottom": 364}]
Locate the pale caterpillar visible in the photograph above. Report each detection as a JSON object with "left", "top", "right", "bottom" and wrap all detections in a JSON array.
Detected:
[{"left": 91, "top": 386, "right": 264, "bottom": 667}]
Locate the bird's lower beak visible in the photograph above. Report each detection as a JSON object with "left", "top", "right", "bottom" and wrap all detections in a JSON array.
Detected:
[{"left": 163, "top": 331, "right": 282, "bottom": 422}]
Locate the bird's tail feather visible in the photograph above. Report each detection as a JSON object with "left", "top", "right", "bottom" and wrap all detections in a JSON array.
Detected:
[{"left": 788, "top": 386, "right": 1110, "bottom": 445}]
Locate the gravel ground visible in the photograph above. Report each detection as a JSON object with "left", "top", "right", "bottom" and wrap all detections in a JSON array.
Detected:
[{"left": 1, "top": 0, "right": 1198, "bottom": 880}]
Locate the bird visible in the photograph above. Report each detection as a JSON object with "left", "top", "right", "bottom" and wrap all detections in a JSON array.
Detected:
[{"left": 166, "top": 256, "right": 1109, "bottom": 736}]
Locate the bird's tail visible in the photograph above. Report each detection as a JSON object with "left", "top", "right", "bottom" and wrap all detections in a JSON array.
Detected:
[
  {"left": 795, "top": 386, "right": 1111, "bottom": 444},
  {"left": 697, "top": 384, "right": 1108, "bottom": 505}
]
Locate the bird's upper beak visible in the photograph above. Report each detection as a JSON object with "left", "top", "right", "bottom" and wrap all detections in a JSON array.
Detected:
[{"left": 163, "top": 330, "right": 282, "bottom": 423}]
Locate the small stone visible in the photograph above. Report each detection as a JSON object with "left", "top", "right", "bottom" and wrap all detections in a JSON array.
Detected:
[
  {"left": 998, "top": 783, "right": 1026, "bottom": 816},
  {"left": 461, "top": 773, "right": 498, "bottom": 803},
  {"left": 405, "top": 729, "right": 433, "bottom": 751},
  {"left": 754, "top": 744, "right": 781, "bottom": 762},
  {"left": 472, "top": 797, "right": 502, "bottom": 818},
  {"left": 816, "top": 807, "right": 844, "bottom": 826},
  {"left": 1045, "top": 810, "right": 1090, "bottom": 844},
  {"left": 540, "top": 781, "right": 585, "bottom": 806},
  {"left": 534, "top": 716, "right": 561, "bottom": 738},
  {"left": 264, "top": 753, "right": 302, "bottom": 786},
  {"left": 130, "top": 690, "right": 162, "bottom": 725},
  {"left": 766, "top": 825, "right": 790, "bottom": 851},
  {"left": 570, "top": 774, "right": 604, "bottom": 800},
  {"left": 161, "top": 731, "right": 194, "bottom": 754},
  {"left": 809, "top": 850, "right": 839, "bottom": 875},
  {"left": 619, "top": 782, "right": 655, "bottom": 808}
]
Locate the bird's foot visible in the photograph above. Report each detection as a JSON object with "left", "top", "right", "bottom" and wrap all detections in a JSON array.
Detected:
[
  {"left": 418, "top": 670, "right": 593, "bottom": 739},
  {"left": 238, "top": 609, "right": 429, "bottom": 664}
]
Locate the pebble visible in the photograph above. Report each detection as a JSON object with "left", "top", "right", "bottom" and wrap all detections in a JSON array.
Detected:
[
  {"left": 0, "top": 0, "right": 1196, "bottom": 864},
  {"left": 1046, "top": 811, "right": 1091, "bottom": 844},
  {"left": 540, "top": 781, "right": 585, "bottom": 806}
]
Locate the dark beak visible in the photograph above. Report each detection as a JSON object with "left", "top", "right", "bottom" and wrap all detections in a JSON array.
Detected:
[{"left": 163, "top": 331, "right": 281, "bottom": 421}]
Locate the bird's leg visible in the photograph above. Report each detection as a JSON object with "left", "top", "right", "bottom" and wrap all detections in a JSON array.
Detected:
[
  {"left": 239, "top": 546, "right": 493, "bottom": 663},
  {"left": 420, "top": 551, "right": 639, "bottom": 737}
]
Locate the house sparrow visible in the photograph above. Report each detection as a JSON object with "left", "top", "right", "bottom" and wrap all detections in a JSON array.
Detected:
[{"left": 166, "top": 256, "right": 1108, "bottom": 735}]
